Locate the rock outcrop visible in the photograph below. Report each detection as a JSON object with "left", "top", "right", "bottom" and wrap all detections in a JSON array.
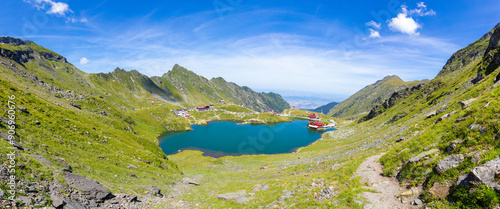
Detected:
[
  {"left": 435, "top": 154, "right": 464, "bottom": 174},
  {"left": 62, "top": 173, "right": 112, "bottom": 202}
]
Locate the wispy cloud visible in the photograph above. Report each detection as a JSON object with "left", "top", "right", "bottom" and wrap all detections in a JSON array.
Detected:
[
  {"left": 44, "top": 7, "right": 457, "bottom": 98},
  {"left": 366, "top": 20, "right": 381, "bottom": 29}
]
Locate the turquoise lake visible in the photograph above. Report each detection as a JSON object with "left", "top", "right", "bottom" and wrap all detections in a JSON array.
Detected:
[{"left": 158, "top": 120, "right": 332, "bottom": 157}]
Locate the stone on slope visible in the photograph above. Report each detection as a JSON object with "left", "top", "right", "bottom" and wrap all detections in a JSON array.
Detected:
[
  {"left": 407, "top": 149, "right": 439, "bottom": 163},
  {"left": 0, "top": 133, "right": 23, "bottom": 150},
  {"left": 459, "top": 98, "right": 476, "bottom": 109},
  {"left": 217, "top": 191, "right": 249, "bottom": 203},
  {"left": 50, "top": 194, "right": 64, "bottom": 208},
  {"left": 426, "top": 111, "right": 437, "bottom": 118},
  {"left": 182, "top": 177, "right": 199, "bottom": 186},
  {"left": 469, "top": 157, "right": 500, "bottom": 191},
  {"left": 446, "top": 140, "right": 463, "bottom": 153},
  {"left": 63, "top": 198, "right": 86, "bottom": 209},
  {"left": 30, "top": 155, "right": 54, "bottom": 167},
  {"left": 436, "top": 105, "right": 449, "bottom": 114},
  {"left": 145, "top": 185, "right": 163, "bottom": 197},
  {"left": 63, "top": 172, "right": 111, "bottom": 202},
  {"left": 429, "top": 182, "right": 450, "bottom": 198},
  {"left": 435, "top": 154, "right": 464, "bottom": 174}
]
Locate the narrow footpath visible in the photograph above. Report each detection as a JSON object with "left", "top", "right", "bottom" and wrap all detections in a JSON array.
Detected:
[{"left": 356, "top": 154, "right": 420, "bottom": 209}]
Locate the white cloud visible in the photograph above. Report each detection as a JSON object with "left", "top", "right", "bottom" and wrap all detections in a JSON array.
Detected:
[
  {"left": 387, "top": 2, "right": 435, "bottom": 36},
  {"left": 46, "top": 1, "right": 71, "bottom": 16},
  {"left": 24, "top": 0, "right": 87, "bottom": 22},
  {"left": 366, "top": 20, "right": 381, "bottom": 29},
  {"left": 369, "top": 29, "right": 381, "bottom": 38},
  {"left": 80, "top": 57, "right": 90, "bottom": 64},
  {"left": 389, "top": 12, "right": 421, "bottom": 35}
]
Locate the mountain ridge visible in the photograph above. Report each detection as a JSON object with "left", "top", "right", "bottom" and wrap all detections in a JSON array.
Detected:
[{"left": 328, "top": 75, "right": 426, "bottom": 119}]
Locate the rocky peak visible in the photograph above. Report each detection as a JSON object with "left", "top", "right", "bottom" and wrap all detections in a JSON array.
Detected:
[
  {"left": 0, "top": 36, "right": 31, "bottom": 46},
  {"left": 437, "top": 24, "right": 498, "bottom": 77},
  {"left": 472, "top": 22, "right": 500, "bottom": 83}
]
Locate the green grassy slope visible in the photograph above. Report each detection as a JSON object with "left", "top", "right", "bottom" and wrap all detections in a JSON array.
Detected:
[
  {"left": 156, "top": 22, "right": 500, "bottom": 208},
  {"left": 366, "top": 23, "right": 500, "bottom": 208},
  {"left": 154, "top": 65, "right": 290, "bottom": 112},
  {"left": 328, "top": 75, "right": 426, "bottom": 120},
  {"left": 0, "top": 37, "right": 292, "bottom": 207}
]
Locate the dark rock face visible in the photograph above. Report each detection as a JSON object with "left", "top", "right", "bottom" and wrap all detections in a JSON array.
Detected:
[
  {"left": 360, "top": 82, "right": 429, "bottom": 122},
  {"left": 473, "top": 23, "right": 500, "bottom": 83},
  {"left": 62, "top": 173, "right": 112, "bottom": 202},
  {"left": 438, "top": 24, "right": 496, "bottom": 77}
]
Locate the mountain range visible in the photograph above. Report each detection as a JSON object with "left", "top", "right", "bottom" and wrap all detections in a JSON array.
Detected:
[{"left": 0, "top": 21, "right": 500, "bottom": 208}]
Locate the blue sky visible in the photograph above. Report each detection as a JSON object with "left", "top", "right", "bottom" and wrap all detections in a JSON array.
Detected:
[{"left": 2, "top": 0, "right": 500, "bottom": 101}]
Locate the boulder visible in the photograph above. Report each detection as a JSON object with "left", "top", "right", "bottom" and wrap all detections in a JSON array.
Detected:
[
  {"left": 217, "top": 191, "right": 248, "bottom": 203},
  {"left": 436, "top": 105, "right": 449, "bottom": 114},
  {"left": 280, "top": 190, "right": 293, "bottom": 200},
  {"left": 127, "top": 164, "right": 138, "bottom": 169},
  {"left": 407, "top": 149, "right": 439, "bottom": 163},
  {"left": 469, "top": 123, "right": 487, "bottom": 133},
  {"left": 412, "top": 199, "right": 423, "bottom": 205},
  {"left": 63, "top": 198, "right": 86, "bottom": 209},
  {"left": 429, "top": 182, "right": 450, "bottom": 198},
  {"left": 17, "top": 106, "right": 29, "bottom": 113},
  {"left": 435, "top": 154, "right": 464, "bottom": 174},
  {"left": 446, "top": 140, "right": 463, "bottom": 153},
  {"left": 457, "top": 174, "right": 471, "bottom": 187},
  {"left": 182, "top": 178, "right": 199, "bottom": 186},
  {"left": 0, "top": 188, "right": 4, "bottom": 197},
  {"left": 435, "top": 112, "right": 455, "bottom": 124},
  {"left": 50, "top": 195, "right": 64, "bottom": 208},
  {"left": 114, "top": 194, "right": 137, "bottom": 203},
  {"left": 261, "top": 185, "right": 269, "bottom": 191},
  {"left": 0, "top": 133, "right": 24, "bottom": 150},
  {"left": 426, "top": 111, "right": 437, "bottom": 118},
  {"left": 252, "top": 184, "right": 262, "bottom": 191},
  {"left": 30, "top": 155, "right": 54, "bottom": 167},
  {"left": 63, "top": 173, "right": 111, "bottom": 202},
  {"left": 468, "top": 157, "right": 500, "bottom": 191},
  {"left": 396, "top": 137, "right": 405, "bottom": 142},
  {"left": 146, "top": 185, "right": 162, "bottom": 197},
  {"left": 18, "top": 196, "right": 32, "bottom": 205},
  {"left": 459, "top": 98, "right": 477, "bottom": 109}
]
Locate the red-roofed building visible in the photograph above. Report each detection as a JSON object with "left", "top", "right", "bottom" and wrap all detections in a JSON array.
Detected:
[{"left": 308, "top": 113, "right": 319, "bottom": 119}]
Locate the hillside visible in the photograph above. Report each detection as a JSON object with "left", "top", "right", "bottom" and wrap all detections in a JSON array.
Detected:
[
  {"left": 328, "top": 75, "right": 426, "bottom": 119},
  {"left": 363, "top": 23, "right": 500, "bottom": 208},
  {"left": 310, "top": 101, "right": 339, "bottom": 113},
  {"left": 0, "top": 37, "right": 290, "bottom": 208}
]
